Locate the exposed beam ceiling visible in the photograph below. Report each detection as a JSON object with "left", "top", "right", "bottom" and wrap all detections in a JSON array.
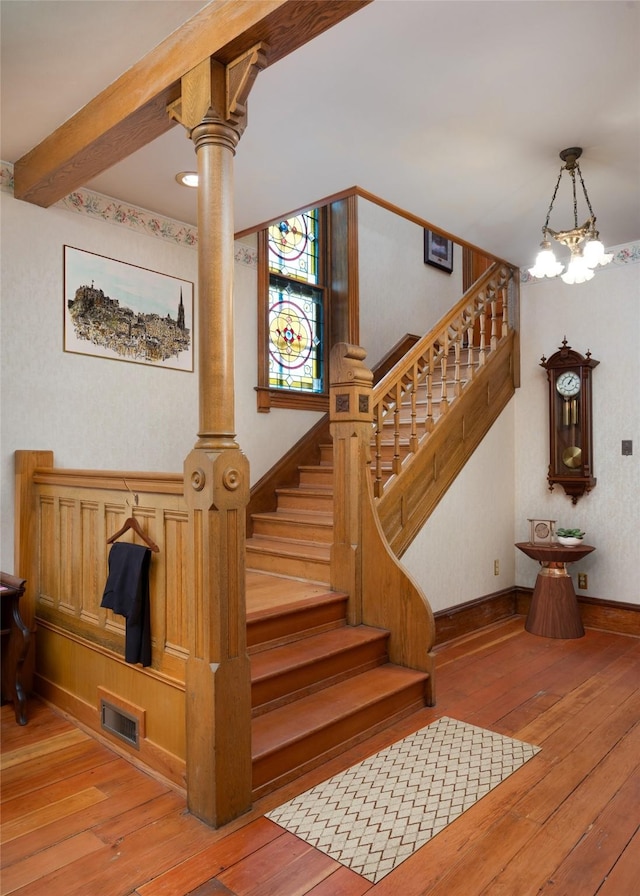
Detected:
[
  {"left": 12, "top": 0, "right": 371, "bottom": 208},
  {"left": 2, "top": 1, "right": 639, "bottom": 269}
]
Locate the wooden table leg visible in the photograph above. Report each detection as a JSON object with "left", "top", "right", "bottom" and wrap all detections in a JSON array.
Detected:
[
  {"left": 525, "top": 563, "right": 585, "bottom": 639},
  {"left": 1, "top": 577, "right": 31, "bottom": 725}
]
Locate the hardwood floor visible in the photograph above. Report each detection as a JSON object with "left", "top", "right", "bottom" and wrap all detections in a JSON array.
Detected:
[{"left": 2, "top": 618, "right": 639, "bottom": 895}]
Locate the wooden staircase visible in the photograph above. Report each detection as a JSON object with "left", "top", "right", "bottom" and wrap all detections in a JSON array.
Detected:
[
  {"left": 247, "top": 576, "right": 430, "bottom": 800},
  {"left": 245, "top": 351, "right": 476, "bottom": 578},
  {"left": 245, "top": 366, "right": 447, "bottom": 797},
  {"left": 245, "top": 263, "right": 517, "bottom": 799},
  {"left": 247, "top": 448, "right": 334, "bottom": 584}
]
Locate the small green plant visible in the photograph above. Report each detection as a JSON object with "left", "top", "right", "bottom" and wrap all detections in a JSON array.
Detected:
[{"left": 557, "top": 527, "right": 585, "bottom": 539}]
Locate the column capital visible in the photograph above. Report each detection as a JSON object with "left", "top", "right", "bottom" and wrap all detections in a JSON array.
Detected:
[{"left": 168, "top": 43, "right": 268, "bottom": 139}]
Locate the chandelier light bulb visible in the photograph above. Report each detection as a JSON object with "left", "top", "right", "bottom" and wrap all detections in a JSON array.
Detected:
[
  {"left": 561, "top": 254, "right": 595, "bottom": 285},
  {"left": 583, "top": 236, "right": 613, "bottom": 268},
  {"left": 529, "top": 241, "right": 564, "bottom": 279}
]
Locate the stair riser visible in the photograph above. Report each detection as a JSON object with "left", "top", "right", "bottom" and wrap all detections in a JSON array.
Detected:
[
  {"left": 298, "top": 467, "right": 334, "bottom": 487},
  {"left": 247, "top": 596, "right": 348, "bottom": 652},
  {"left": 276, "top": 491, "right": 334, "bottom": 511},
  {"left": 246, "top": 549, "right": 329, "bottom": 582},
  {"left": 252, "top": 679, "right": 427, "bottom": 795},
  {"left": 251, "top": 516, "right": 333, "bottom": 544},
  {"left": 252, "top": 640, "right": 389, "bottom": 713}
]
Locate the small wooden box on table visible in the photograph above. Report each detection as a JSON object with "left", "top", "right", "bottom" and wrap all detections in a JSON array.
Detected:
[
  {"left": 516, "top": 542, "right": 595, "bottom": 639},
  {"left": 1, "top": 572, "right": 31, "bottom": 725}
]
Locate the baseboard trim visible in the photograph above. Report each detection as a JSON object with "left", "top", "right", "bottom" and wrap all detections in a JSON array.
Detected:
[
  {"left": 434, "top": 589, "right": 518, "bottom": 645},
  {"left": 33, "top": 674, "right": 186, "bottom": 789},
  {"left": 435, "top": 588, "right": 639, "bottom": 644}
]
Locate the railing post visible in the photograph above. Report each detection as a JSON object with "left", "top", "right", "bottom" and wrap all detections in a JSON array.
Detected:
[{"left": 329, "top": 343, "right": 374, "bottom": 626}]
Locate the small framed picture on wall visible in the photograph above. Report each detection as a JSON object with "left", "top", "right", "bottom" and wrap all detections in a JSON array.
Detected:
[{"left": 424, "top": 230, "right": 453, "bottom": 273}]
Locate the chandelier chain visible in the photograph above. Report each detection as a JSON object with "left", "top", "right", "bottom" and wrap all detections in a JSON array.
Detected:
[
  {"left": 542, "top": 166, "right": 564, "bottom": 234},
  {"left": 570, "top": 167, "right": 579, "bottom": 228},
  {"left": 575, "top": 163, "right": 596, "bottom": 220}
]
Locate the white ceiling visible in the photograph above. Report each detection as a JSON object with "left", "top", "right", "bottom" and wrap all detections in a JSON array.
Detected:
[{"left": 2, "top": 0, "right": 639, "bottom": 269}]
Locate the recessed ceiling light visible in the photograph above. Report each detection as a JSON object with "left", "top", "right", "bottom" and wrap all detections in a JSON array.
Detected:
[{"left": 175, "top": 171, "right": 198, "bottom": 188}]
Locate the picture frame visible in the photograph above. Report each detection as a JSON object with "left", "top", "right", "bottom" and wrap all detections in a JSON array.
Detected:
[
  {"left": 424, "top": 230, "right": 454, "bottom": 274},
  {"left": 64, "top": 246, "right": 194, "bottom": 371}
]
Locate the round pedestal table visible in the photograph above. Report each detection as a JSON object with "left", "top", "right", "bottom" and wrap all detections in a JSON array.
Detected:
[{"left": 515, "top": 542, "right": 595, "bottom": 639}]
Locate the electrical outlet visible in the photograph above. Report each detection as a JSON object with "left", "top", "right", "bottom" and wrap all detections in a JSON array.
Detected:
[
  {"left": 494, "top": 559, "right": 499, "bottom": 576},
  {"left": 578, "top": 573, "right": 588, "bottom": 589}
]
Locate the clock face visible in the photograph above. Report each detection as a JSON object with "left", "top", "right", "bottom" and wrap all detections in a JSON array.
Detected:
[
  {"left": 535, "top": 522, "right": 550, "bottom": 538},
  {"left": 556, "top": 371, "right": 581, "bottom": 397}
]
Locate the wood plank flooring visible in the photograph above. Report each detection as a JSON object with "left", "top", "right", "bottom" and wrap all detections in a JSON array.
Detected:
[{"left": 2, "top": 618, "right": 639, "bottom": 895}]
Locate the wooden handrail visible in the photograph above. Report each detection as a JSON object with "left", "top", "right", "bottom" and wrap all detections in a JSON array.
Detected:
[{"left": 371, "top": 262, "right": 516, "bottom": 497}]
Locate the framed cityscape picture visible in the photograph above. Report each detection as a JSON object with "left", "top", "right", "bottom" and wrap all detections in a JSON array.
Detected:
[
  {"left": 424, "top": 230, "right": 454, "bottom": 274},
  {"left": 64, "top": 246, "right": 194, "bottom": 371}
]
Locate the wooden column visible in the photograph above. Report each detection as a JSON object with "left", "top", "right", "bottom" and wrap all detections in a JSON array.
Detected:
[{"left": 169, "top": 46, "right": 266, "bottom": 827}]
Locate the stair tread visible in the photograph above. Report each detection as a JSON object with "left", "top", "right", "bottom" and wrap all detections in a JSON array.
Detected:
[
  {"left": 247, "top": 586, "right": 347, "bottom": 623},
  {"left": 251, "top": 625, "right": 388, "bottom": 683},
  {"left": 252, "top": 664, "right": 428, "bottom": 759}
]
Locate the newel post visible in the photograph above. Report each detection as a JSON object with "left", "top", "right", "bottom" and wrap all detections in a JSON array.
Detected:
[
  {"left": 168, "top": 46, "right": 267, "bottom": 827},
  {"left": 329, "top": 343, "right": 374, "bottom": 627}
]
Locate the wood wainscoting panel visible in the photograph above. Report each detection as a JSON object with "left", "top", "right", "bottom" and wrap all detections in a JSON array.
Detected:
[
  {"left": 79, "top": 499, "right": 102, "bottom": 626},
  {"left": 35, "top": 622, "right": 186, "bottom": 788},
  {"left": 33, "top": 477, "right": 189, "bottom": 681}
]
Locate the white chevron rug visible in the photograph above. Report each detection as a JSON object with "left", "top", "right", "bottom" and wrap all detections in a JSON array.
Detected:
[{"left": 266, "top": 716, "right": 540, "bottom": 883}]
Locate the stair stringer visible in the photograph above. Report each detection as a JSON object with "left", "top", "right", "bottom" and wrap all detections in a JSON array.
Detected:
[
  {"left": 361, "top": 466, "right": 436, "bottom": 704},
  {"left": 329, "top": 343, "right": 436, "bottom": 705},
  {"left": 376, "top": 329, "right": 518, "bottom": 558}
]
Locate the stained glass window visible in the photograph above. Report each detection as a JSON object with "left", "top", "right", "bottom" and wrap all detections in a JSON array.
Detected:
[
  {"left": 268, "top": 210, "right": 319, "bottom": 284},
  {"left": 266, "top": 209, "right": 324, "bottom": 393}
]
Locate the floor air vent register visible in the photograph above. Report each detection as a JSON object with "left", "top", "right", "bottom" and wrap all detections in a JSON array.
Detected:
[{"left": 100, "top": 698, "right": 140, "bottom": 749}]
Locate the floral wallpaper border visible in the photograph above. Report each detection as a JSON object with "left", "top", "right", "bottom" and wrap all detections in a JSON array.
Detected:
[
  {"left": 3, "top": 161, "right": 637, "bottom": 276},
  {"left": 0, "top": 161, "right": 257, "bottom": 268}
]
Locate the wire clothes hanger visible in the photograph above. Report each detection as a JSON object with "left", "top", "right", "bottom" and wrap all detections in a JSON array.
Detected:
[{"left": 106, "top": 480, "right": 160, "bottom": 552}]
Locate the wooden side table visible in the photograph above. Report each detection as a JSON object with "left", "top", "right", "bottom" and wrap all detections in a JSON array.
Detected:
[
  {"left": 1, "top": 572, "right": 31, "bottom": 725},
  {"left": 515, "top": 543, "right": 595, "bottom": 639}
]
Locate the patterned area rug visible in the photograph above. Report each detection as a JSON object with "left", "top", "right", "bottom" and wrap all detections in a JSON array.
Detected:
[{"left": 266, "top": 716, "right": 540, "bottom": 883}]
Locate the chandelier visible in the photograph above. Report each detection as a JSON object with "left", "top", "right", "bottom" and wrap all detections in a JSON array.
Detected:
[{"left": 529, "top": 147, "right": 612, "bottom": 285}]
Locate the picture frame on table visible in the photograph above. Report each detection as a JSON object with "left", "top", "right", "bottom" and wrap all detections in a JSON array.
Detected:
[
  {"left": 64, "top": 245, "right": 194, "bottom": 372},
  {"left": 424, "top": 230, "right": 454, "bottom": 273}
]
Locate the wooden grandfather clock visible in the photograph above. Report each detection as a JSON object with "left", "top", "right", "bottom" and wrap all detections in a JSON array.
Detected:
[{"left": 540, "top": 339, "right": 599, "bottom": 504}]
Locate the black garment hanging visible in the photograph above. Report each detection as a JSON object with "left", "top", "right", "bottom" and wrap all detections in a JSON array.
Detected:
[{"left": 101, "top": 542, "right": 152, "bottom": 666}]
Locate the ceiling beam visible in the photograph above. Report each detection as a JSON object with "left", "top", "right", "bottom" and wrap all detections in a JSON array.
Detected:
[{"left": 13, "top": 0, "right": 371, "bottom": 208}]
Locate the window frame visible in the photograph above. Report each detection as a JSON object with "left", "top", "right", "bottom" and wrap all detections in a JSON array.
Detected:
[{"left": 256, "top": 208, "right": 331, "bottom": 412}]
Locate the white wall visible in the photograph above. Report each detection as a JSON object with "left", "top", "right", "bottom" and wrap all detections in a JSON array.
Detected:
[
  {"left": 403, "top": 253, "right": 640, "bottom": 610},
  {"left": 402, "top": 404, "right": 516, "bottom": 613},
  {"left": 0, "top": 183, "right": 321, "bottom": 573},
  {"left": 2, "top": 171, "right": 638, "bottom": 609},
  {"left": 515, "top": 259, "right": 640, "bottom": 605},
  {"left": 358, "top": 198, "right": 463, "bottom": 366}
]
